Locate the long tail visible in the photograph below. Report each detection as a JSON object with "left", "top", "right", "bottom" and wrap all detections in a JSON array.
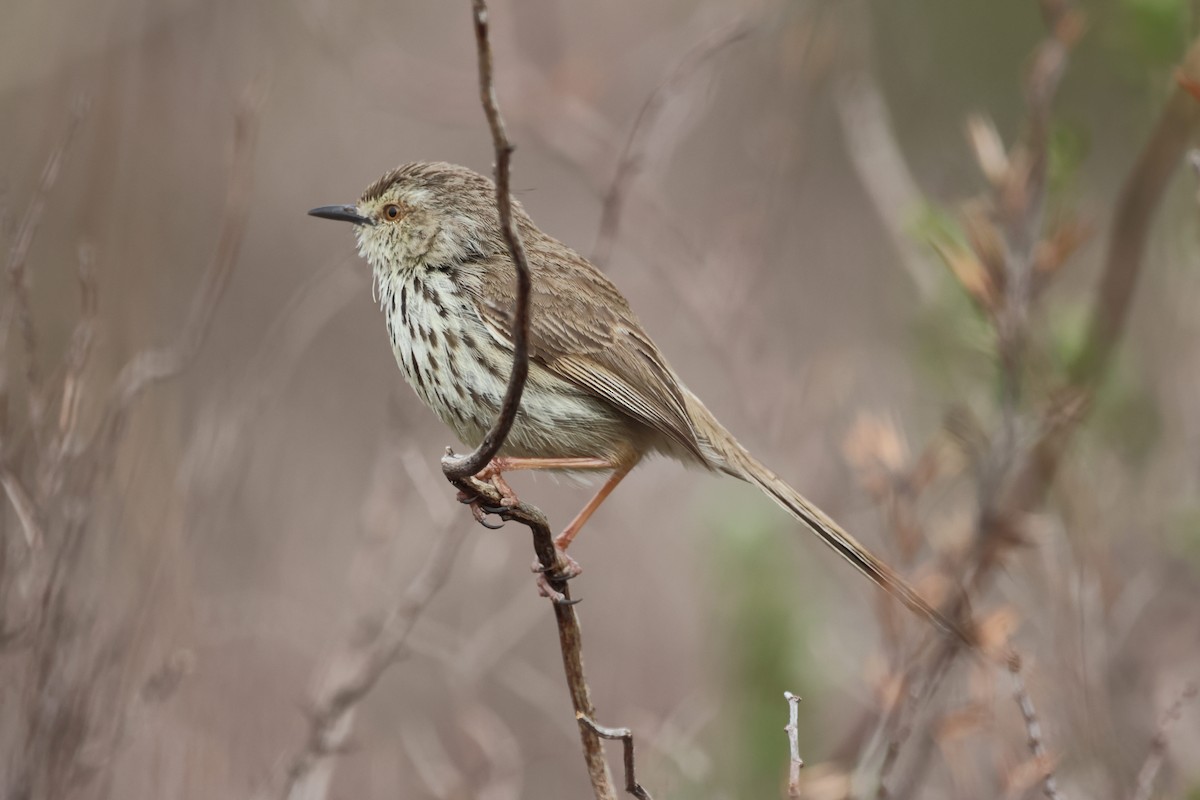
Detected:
[{"left": 685, "top": 393, "right": 970, "bottom": 644}]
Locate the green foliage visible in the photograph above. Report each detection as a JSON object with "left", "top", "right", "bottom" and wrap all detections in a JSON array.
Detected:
[
  {"left": 1047, "top": 121, "right": 1091, "bottom": 203},
  {"left": 1166, "top": 504, "right": 1200, "bottom": 565},
  {"left": 1113, "top": 0, "right": 1191, "bottom": 67},
  {"left": 704, "top": 493, "right": 819, "bottom": 800},
  {"left": 908, "top": 271, "right": 996, "bottom": 396}
]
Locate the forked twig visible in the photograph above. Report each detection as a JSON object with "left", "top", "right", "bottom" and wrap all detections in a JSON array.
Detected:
[{"left": 578, "top": 714, "right": 654, "bottom": 800}]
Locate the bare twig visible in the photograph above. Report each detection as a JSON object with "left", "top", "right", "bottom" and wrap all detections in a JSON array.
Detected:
[
  {"left": 1007, "top": 654, "right": 1064, "bottom": 800},
  {"left": 591, "top": 19, "right": 751, "bottom": 266},
  {"left": 4, "top": 97, "right": 89, "bottom": 437},
  {"left": 462, "top": 477, "right": 617, "bottom": 800},
  {"left": 441, "top": 0, "right": 532, "bottom": 482},
  {"left": 1130, "top": 683, "right": 1198, "bottom": 800},
  {"left": 578, "top": 714, "right": 654, "bottom": 800},
  {"left": 95, "top": 84, "right": 264, "bottom": 451},
  {"left": 783, "top": 691, "right": 804, "bottom": 797}
]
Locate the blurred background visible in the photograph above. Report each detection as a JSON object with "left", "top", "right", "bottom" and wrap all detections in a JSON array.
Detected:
[{"left": 3, "top": 0, "right": 1199, "bottom": 797}]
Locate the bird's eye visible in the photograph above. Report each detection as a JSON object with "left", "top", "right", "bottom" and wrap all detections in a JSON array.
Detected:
[{"left": 383, "top": 204, "right": 404, "bottom": 221}]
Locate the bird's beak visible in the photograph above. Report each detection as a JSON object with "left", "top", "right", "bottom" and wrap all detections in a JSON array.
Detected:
[{"left": 308, "top": 204, "right": 374, "bottom": 226}]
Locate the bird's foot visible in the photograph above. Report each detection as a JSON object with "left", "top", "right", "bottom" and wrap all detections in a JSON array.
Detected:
[
  {"left": 531, "top": 545, "right": 582, "bottom": 605},
  {"left": 475, "top": 458, "right": 519, "bottom": 508},
  {"left": 455, "top": 460, "right": 521, "bottom": 529}
]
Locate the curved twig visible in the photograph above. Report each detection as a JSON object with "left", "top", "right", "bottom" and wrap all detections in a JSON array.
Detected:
[{"left": 441, "top": 0, "right": 532, "bottom": 482}]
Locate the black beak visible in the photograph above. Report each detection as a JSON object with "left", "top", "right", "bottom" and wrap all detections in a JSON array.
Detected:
[{"left": 308, "top": 204, "right": 374, "bottom": 225}]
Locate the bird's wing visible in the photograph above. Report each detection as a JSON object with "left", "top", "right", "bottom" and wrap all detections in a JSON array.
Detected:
[{"left": 465, "top": 245, "right": 706, "bottom": 461}]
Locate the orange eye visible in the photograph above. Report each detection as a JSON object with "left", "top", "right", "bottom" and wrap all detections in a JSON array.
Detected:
[{"left": 382, "top": 203, "right": 404, "bottom": 221}]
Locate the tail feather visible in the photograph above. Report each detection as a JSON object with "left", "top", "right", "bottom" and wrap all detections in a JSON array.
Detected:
[{"left": 685, "top": 393, "right": 969, "bottom": 644}]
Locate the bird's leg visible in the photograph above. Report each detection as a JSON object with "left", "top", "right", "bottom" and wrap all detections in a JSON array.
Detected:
[
  {"left": 458, "top": 457, "right": 617, "bottom": 526},
  {"left": 458, "top": 455, "right": 638, "bottom": 600},
  {"left": 473, "top": 456, "right": 616, "bottom": 508},
  {"left": 528, "top": 460, "right": 638, "bottom": 599},
  {"left": 554, "top": 461, "right": 636, "bottom": 550}
]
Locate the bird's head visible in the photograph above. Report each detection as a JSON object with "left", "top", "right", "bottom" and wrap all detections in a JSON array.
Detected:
[{"left": 309, "top": 161, "right": 514, "bottom": 273}]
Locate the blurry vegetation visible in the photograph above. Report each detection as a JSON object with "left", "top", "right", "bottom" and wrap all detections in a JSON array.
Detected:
[{"left": 2, "top": 0, "right": 1200, "bottom": 798}]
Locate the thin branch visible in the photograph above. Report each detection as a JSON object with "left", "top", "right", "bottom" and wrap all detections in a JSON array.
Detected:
[
  {"left": 783, "top": 692, "right": 804, "bottom": 798},
  {"left": 1014, "top": 32, "right": 1200, "bottom": 508},
  {"left": 834, "top": 46, "right": 939, "bottom": 300},
  {"left": 1069, "top": 36, "right": 1200, "bottom": 384},
  {"left": 461, "top": 475, "right": 617, "bottom": 800},
  {"left": 1130, "top": 683, "right": 1198, "bottom": 800},
  {"left": 4, "top": 97, "right": 89, "bottom": 436},
  {"left": 280, "top": 510, "right": 468, "bottom": 799},
  {"left": 578, "top": 714, "right": 654, "bottom": 800},
  {"left": 591, "top": 18, "right": 751, "bottom": 266},
  {"left": 95, "top": 83, "right": 264, "bottom": 451},
  {"left": 0, "top": 466, "right": 42, "bottom": 551},
  {"left": 441, "top": 0, "right": 532, "bottom": 482},
  {"left": 1007, "top": 654, "right": 1064, "bottom": 800}
]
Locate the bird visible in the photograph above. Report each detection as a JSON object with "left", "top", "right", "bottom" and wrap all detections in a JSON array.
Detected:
[{"left": 310, "top": 161, "right": 963, "bottom": 639}]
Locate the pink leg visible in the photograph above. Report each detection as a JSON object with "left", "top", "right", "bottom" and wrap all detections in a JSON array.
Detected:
[{"left": 555, "top": 460, "right": 637, "bottom": 549}]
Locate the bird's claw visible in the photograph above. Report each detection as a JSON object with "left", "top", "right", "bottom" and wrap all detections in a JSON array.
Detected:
[
  {"left": 456, "top": 462, "right": 521, "bottom": 530},
  {"left": 531, "top": 546, "right": 582, "bottom": 603}
]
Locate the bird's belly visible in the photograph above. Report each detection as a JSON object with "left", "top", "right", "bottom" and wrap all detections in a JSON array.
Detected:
[{"left": 383, "top": 272, "right": 635, "bottom": 461}]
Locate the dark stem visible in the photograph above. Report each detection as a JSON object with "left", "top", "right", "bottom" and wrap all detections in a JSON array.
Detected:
[
  {"left": 577, "top": 714, "right": 654, "bottom": 800},
  {"left": 442, "top": 0, "right": 532, "bottom": 481},
  {"left": 448, "top": 3, "right": 620, "bottom": 799}
]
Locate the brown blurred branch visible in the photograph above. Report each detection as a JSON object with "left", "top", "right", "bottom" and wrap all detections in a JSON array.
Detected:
[
  {"left": 3, "top": 97, "right": 89, "bottom": 440},
  {"left": 1130, "top": 683, "right": 1198, "bottom": 800},
  {"left": 869, "top": 6, "right": 1085, "bottom": 795},
  {"left": 833, "top": 4, "right": 939, "bottom": 301},
  {"left": 1016, "top": 32, "right": 1200, "bottom": 509},
  {"left": 280, "top": 448, "right": 468, "bottom": 799},
  {"left": 591, "top": 19, "right": 750, "bottom": 266},
  {"left": 1069, "top": 38, "right": 1200, "bottom": 384},
  {"left": 94, "top": 83, "right": 264, "bottom": 452}
]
